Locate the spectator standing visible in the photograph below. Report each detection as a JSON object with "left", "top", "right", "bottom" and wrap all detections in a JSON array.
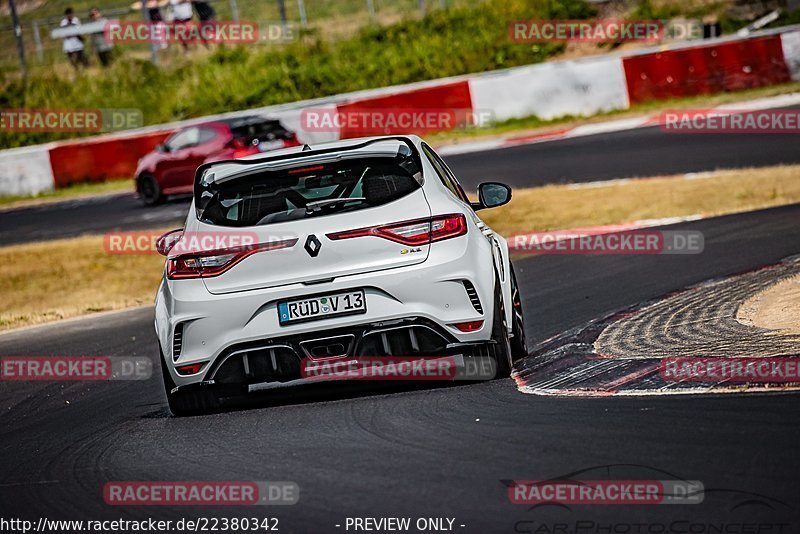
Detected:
[
  {"left": 192, "top": 0, "right": 215, "bottom": 22},
  {"left": 146, "top": 0, "right": 164, "bottom": 22},
  {"left": 192, "top": 0, "right": 215, "bottom": 47},
  {"left": 145, "top": 0, "right": 169, "bottom": 49},
  {"left": 170, "top": 0, "right": 194, "bottom": 51},
  {"left": 60, "top": 8, "right": 89, "bottom": 69},
  {"left": 88, "top": 7, "right": 113, "bottom": 66}
]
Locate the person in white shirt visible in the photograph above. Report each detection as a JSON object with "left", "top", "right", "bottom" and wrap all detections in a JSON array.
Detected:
[
  {"left": 89, "top": 7, "right": 113, "bottom": 66},
  {"left": 170, "top": 0, "right": 193, "bottom": 22},
  {"left": 170, "top": 0, "right": 194, "bottom": 51},
  {"left": 60, "top": 8, "right": 89, "bottom": 68}
]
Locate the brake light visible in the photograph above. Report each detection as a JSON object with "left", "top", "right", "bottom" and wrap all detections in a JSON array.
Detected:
[
  {"left": 288, "top": 165, "right": 324, "bottom": 175},
  {"left": 327, "top": 214, "right": 467, "bottom": 246},
  {"left": 229, "top": 137, "right": 258, "bottom": 159},
  {"left": 166, "top": 238, "right": 297, "bottom": 279},
  {"left": 232, "top": 148, "right": 258, "bottom": 158}
]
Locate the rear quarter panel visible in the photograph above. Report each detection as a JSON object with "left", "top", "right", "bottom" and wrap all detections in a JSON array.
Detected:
[{"left": 419, "top": 144, "right": 513, "bottom": 332}]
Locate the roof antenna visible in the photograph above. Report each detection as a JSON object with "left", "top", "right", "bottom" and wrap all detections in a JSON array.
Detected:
[{"left": 302, "top": 144, "right": 311, "bottom": 151}]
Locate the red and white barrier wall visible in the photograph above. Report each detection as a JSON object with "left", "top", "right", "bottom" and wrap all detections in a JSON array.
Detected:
[
  {"left": 469, "top": 55, "right": 630, "bottom": 121},
  {"left": 623, "top": 34, "right": 792, "bottom": 103},
  {"left": 782, "top": 30, "right": 800, "bottom": 80},
  {"left": 48, "top": 130, "right": 170, "bottom": 188},
  {"left": 2, "top": 26, "right": 799, "bottom": 196},
  {"left": 0, "top": 145, "right": 58, "bottom": 196}
]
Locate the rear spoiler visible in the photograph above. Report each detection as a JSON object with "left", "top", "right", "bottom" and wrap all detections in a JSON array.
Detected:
[
  {"left": 193, "top": 136, "right": 424, "bottom": 220},
  {"left": 193, "top": 136, "right": 422, "bottom": 187}
]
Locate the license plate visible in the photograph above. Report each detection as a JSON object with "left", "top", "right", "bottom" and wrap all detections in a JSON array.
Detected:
[{"left": 278, "top": 290, "right": 366, "bottom": 325}]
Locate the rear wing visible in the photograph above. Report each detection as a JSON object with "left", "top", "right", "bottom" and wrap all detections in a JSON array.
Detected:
[{"left": 194, "top": 136, "right": 422, "bottom": 187}]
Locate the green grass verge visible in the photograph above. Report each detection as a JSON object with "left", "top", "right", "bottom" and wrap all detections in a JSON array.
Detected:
[{"left": 0, "top": 179, "right": 131, "bottom": 207}]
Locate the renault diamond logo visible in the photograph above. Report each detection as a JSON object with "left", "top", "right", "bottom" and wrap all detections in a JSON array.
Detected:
[{"left": 305, "top": 234, "right": 322, "bottom": 257}]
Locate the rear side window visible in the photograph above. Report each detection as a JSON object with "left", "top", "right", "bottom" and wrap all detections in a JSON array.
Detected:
[
  {"left": 421, "top": 143, "right": 469, "bottom": 203},
  {"left": 197, "top": 157, "right": 420, "bottom": 227}
]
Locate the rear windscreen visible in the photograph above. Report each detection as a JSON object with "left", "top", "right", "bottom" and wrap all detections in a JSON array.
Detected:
[
  {"left": 231, "top": 121, "right": 292, "bottom": 143},
  {"left": 196, "top": 157, "right": 421, "bottom": 227}
]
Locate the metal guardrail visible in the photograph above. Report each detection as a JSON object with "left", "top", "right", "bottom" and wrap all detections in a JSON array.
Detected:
[{"left": 50, "top": 20, "right": 111, "bottom": 39}]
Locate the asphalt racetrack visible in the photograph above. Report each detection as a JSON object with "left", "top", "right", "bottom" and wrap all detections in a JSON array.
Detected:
[
  {"left": 2, "top": 125, "right": 799, "bottom": 246},
  {"left": 1, "top": 204, "right": 799, "bottom": 530}
]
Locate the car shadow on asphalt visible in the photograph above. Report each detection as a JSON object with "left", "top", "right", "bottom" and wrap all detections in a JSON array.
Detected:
[{"left": 141, "top": 379, "right": 499, "bottom": 418}]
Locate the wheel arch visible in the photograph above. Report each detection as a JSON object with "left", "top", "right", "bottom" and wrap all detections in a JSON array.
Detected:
[{"left": 490, "top": 234, "right": 514, "bottom": 335}]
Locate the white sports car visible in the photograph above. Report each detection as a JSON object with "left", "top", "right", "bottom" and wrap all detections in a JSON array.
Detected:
[{"left": 154, "top": 136, "right": 526, "bottom": 415}]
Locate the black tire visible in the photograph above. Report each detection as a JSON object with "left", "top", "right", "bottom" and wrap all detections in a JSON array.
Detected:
[
  {"left": 138, "top": 174, "right": 165, "bottom": 206},
  {"left": 491, "top": 280, "right": 513, "bottom": 378},
  {"left": 159, "top": 350, "right": 219, "bottom": 417},
  {"left": 509, "top": 264, "right": 528, "bottom": 362}
]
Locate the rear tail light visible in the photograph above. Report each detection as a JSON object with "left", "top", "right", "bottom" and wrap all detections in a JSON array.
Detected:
[
  {"left": 176, "top": 362, "right": 207, "bottom": 376},
  {"left": 167, "top": 238, "right": 297, "bottom": 279},
  {"left": 228, "top": 137, "right": 259, "bottom": 159},
  {"left": 451, "top": 320, "right": 484, "bottom": 332},
  {"left": 327, "top": 214, "right": 467, "bottom": 246},
  {"left": 232, "top": 148, "right": 258, "bottom": 158}
]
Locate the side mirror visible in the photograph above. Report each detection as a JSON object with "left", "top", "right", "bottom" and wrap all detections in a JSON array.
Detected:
[
  {"left": 156, "top": 143, "right": 170, "bottom": 153},
  {"left": 472, "top": 182, "right": 512, "bottom": 210},
  {"left": 156, "top": 229, "right": 184, "bottom": 256}
]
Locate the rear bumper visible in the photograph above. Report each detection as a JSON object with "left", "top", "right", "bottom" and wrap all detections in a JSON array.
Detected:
[
  {"left": 155, "top": 237, "right": 496, "bottom": 389},
  {"left": 168, "top": 317, "right": 495, "bottom": 395}
]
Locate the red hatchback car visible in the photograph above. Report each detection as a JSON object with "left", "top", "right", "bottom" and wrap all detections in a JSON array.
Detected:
[{"left": 135, "top": 116, "right": 299, "bottom": 205}]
